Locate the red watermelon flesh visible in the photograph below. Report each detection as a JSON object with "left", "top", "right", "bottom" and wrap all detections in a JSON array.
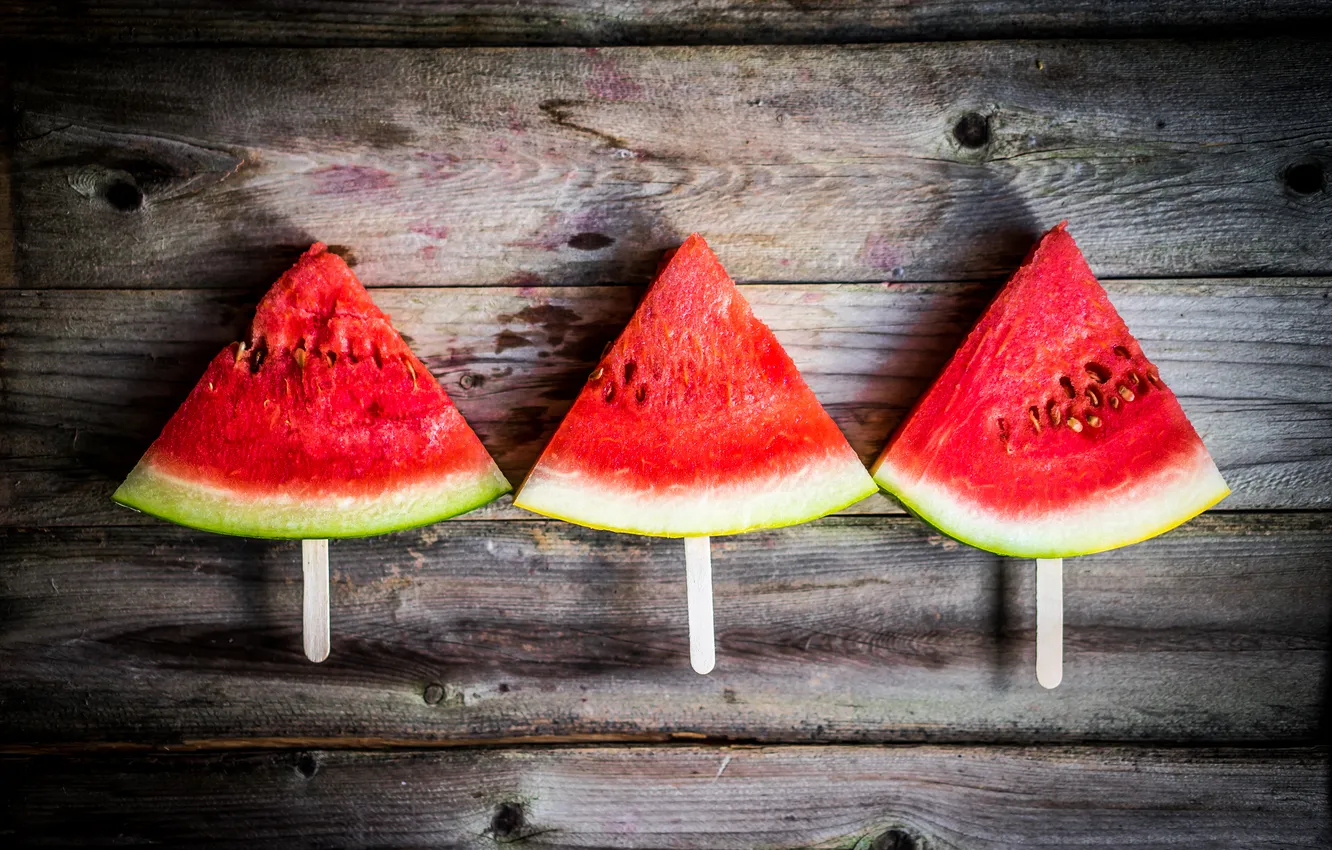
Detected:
[
  {"left": 871, "top": 223, "right": 1228, "bottom": 558},
  {"left": 514, "top": 234, "right": 877, "bottom": 537},
  {"left": 113, "top": 243, "right": 510, "bottom": 538}
]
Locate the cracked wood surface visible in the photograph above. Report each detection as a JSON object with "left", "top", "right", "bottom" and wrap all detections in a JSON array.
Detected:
[{"left": 6, "top": 42, "right": 1331, "bottom": 288}]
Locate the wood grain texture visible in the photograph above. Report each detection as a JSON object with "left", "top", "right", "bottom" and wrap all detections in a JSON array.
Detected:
[
  {"left": 1, "top": 514, "right": 1326, "bottom": 747},
  {"left": 1, "top": 60, "right": 12, "bottom": 288},
  {"left": 7, "top": 42, "right": 1331, "bottom": 288},
  {"left": 2, "top": 746, "right": 1326, "bottom": 847},
  {"left": 3, "top": 1, "right": 1330, "bottom": 45},
  {"left": 3, "top": 280, "right": 1329, "bottom": 527}
]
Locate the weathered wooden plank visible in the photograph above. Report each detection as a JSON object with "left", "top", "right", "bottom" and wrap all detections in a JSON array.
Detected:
[
  {"left": 3, "top": 1, "right": 1330, "bottom": 45},
  {"left": 2, "top": 746, "right": 1325, "bottom": 848},
  {"left": 1, "top": 514, "right": 1326, "bottom": 747},
  {"left": 3, "top": 280, "right": 1328, "bottom": 526},
  {"left": 8, "top": 42, "right": 1331, "bottom": 288},
  {"left": 1, "top": 60, "right": 13, "bottom": 288}
]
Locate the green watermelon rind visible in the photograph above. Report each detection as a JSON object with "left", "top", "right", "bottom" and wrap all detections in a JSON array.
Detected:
[
  {"left": 113, "top": 459, "right": 512, "bottom": 539},
  {"left": 515, "top": 455, "right": 879, "bottom": 538},
  {"left": 871, "top": 445, "right": 1230, "bottom": 559}
]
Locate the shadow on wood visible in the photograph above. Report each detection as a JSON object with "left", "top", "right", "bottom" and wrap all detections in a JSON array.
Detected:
[{"left": 3, "top": 280, "right": 1329, "bottom": 527}]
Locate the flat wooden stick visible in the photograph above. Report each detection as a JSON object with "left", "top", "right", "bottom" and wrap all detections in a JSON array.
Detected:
[
  {"left": 684, "top": 536, "right": 715, "bottom": 675},
  {"left": 1036, "top": 557, "right": 1062, "bottom": 689},
  {"left": 302, "top": 539, "right": 330, "bottom": 663}
]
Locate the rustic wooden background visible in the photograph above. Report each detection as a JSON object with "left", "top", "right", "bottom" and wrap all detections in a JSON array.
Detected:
[{"left": 2, "top": 3, "right": 1331, "bottom": 847}]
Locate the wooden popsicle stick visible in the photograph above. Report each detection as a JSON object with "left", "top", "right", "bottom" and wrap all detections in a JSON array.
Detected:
[
  {"left": 684, "top": 536, "right": 715, "bottom": 675},
  {"left": 1036, "top": 557, "right": 1063, "bottom": 689},
  {"left": 302, "top": 539, "right": 330, "bottom": 663}
]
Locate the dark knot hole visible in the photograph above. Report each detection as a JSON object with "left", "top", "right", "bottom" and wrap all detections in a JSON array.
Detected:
[
  {"left": 953, "top": 113, "right": 990, "bottom": 149},
  {"left": 1284, "top": 161, "right": 1325, "bottom": 195},
  {"left": 491, "top": 802, "right": 525, "bottom": 838},
  {"left": 871, "top": 828, "right": 920, "bottom": 850},
  {"left": 105, "top": 181, "right": 144, "bottom": 212},
  {"left": 296, "top": 753, "right": 319, "bottom": 779}
]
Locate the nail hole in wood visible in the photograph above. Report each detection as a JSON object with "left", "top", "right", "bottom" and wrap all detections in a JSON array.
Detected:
[
  {"left": 105, "top": 181, "right": 143, "bottom": 211},
  {"left": 952, "top": 113, "right": 989, "bottom": 149},
  {"left": 296, "top": 753, "right": 318, "bottom": 779},
  {"left": 491, "top": 802, "right": 525, "bottom": 838},
  {"left": 1284, "top": 161, "right": 1325, "bottom": 195}
]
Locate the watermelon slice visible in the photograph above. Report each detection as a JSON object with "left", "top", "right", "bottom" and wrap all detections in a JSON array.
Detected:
[
  {"left": 514, "top": 234, "right": 877, "bottom": 537},
  {"left": 871, "top": 223, "right": 1229, "bottom": 558},
  {"left": 113, "top": 243, "right": 511, "bottom": 538}
]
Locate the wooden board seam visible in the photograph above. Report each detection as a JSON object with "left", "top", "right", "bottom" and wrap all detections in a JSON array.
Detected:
[{"left": 4, "top": 738, "right": 1328, "bottom": 757}]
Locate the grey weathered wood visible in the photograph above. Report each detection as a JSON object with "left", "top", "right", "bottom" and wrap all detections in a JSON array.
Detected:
[
  {"left": 1, "top": 60, "right": 13, "bottom": 288},
  {"left": 3, "top": 280, "right": 1329, "bottom": 527},
  {"left": 8, "top": 42, "right": 1331, "bottom": 288},
  {"left": 0, "top": 514, "right": 1326, "bottom": 747},
  {"left": 2, "top": 1, "right": 1329, "bottom": 45},
  {"left": 2, "top": 746, "right": 1325, "bottom": 847}
]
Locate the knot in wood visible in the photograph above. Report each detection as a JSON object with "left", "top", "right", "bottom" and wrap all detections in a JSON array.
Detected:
[
  {"left": 870, "top": 828, "right": 920, "bottom": 850},
  {"left": 296, "top": 752, "right": 319, "bottom": 779},
  {"left": 491, "top": 802, "right": 525, "bottom": 838},
  {"left": 1284, "top": 161, "right": 1325, "bottom": 195},
  {"left": 105, "top": 180, "right": 144, "bottom": 211},
  {"left": 952, "top": 112, "right": 989, "bottom": 149},
  {"left": 423, "top": 683, "right": 445, "bottom": 705},
  {"left": 567, "top": 232, "right": 615, "bottom": 251}
]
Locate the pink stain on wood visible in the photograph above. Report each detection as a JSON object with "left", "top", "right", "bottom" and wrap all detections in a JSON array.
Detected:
[
  {"left": 310, "top": 165, "right": 395, "bottom": 195},
  {"left": 415, "top": 152, "right": 462, "bottom": 180},
  {"left": 410, "top": 223, "right": 451, "bottom": 240},
  {"left": 504, "top": 270, "right": 546, "bottom": 286},
  {"left": 421, "top": 245, "right": 439, "bottom": 261},
  {"left": 585, "top": 52, "right": 643, "bottom": 102},
  {"left": 506, "top": 212, "right": 565, "bottom": 251},
  {"left": 859, "top": 232, "right": 908, "bottom": 272}
]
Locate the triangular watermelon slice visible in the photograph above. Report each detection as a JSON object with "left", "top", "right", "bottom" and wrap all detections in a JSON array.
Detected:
[
  {"left": 871, "top": 223, "right": 1229, "bottom": 558},
  {"left": 514, "top": 234, "right": 877, "bottom": 536},
  {"left": 114, "top": 243, "right": 511, "bottom": 538}
]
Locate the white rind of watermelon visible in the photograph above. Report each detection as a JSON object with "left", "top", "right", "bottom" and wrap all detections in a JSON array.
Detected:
[
  {"left": 516, "top": 451, "right": 878, "bottom": 538},
  {"left": 872, "top": 442, "right": 1230, "bottom": 559},
  {"left": 114, "top": 459, "right": 512, "bottom": 540}
]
